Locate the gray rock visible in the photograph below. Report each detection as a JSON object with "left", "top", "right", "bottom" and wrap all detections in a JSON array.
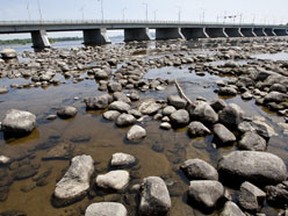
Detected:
[
  {"left": 270, "top": 83, "right": 287, "bottom": 93},
  {"left": 0, "top": 86, "right": 8, "bottom": 94},
  {"left": 265, "top": 181, "right": 288, "bottom": 207},
  {"left": 218, "top": 151, "right": 287, "bottom": 186},
  {"left": 57, "top": 106, "right": 77, "bottom": 119},
  {"left": 126, "top": 125, "right": 146, "bottom": 141},
  {"left": 139, "top": 176, "right": 171, "bottom": 215},
  {"left": 96, "top": 170, "right": 130, "bottom": 191},
  {"left": 160, "top": 122, "right": 172, "bottom": 130},
  {"left": 189, "top": 101, "right": 218, "bottom": 125},
  {"left": 42, "top": 142, "right": 74, "bottom": 160},
  {"left": 108, "top": 101, "right": 131, "bottom": 113},
  {"left": 0, "top": 48, "right": 17, "bottom": 59},
  {"left": 103, "top": 110, "right": 121, "bottom": 121},
  {"left": 187, "top": 121, "right": 211, "bottom": 137},
  {"left": 167, "top": 95, "right": 187, "bottom": 109},
  {"left": 0, "top": 155, "right": 11, "bottom": 165},
  {"left": 219, "top": 103, "right": 244, "bottom": 129},
  {"left": 113, "top": 92, "right": 131, "bottom": 104},
  {"left": 110, "top": 153, "right": 136, "bottom": 167},
  {"left": 128, "top": 109, "right": 142, "bottom": 118},
  {"left": 188, "top": 180, "right": 224, "bottom": 209},
  {"left": 85, "top": 94, "right": 112, "bottom": 110},
  {"left": 238, "top": 131, "right": 267, "bottom": 151},
  {"left": 170, "top": 109, "right": 190, "bottom": 127},
  {"left": 210, "top": 99, "right": 227, "bottom": 113},
  {"left": 220, "top": 201, "right": 246, "bottom": 216},
  {"left": 54, "top": 155, "right": 94, "bottom": 205},
  {"left": 239, "top": 181, "right": 266, "bottom": 212},
  {"left": 213, "top": 123, "right": 236, "bottom": 144},
  {"left": 94, "top": 70, "right": 109, "bottom": 79},
  {"left": 2, "top": 109, "right": 36, "bottom": 135},
  {"left": 263, "top": 91, "right": 288, "bottom": 104},
  {"left": 115, "top": 114, "right": 136, "bottom": 127},
  {"left": 180, "top": 159, "right": 218, "bottom": 181},
  {"left": 85, "top": 202, "right": 127, "bottom": 216},
  {"left": 108, "top": 82, "right": 122, "bottom": 93},
  {"left": 162, "top": 106, "right": 176, "bottom": 116},
  {"left": 238, "top": 119, "right": 276, "bottom": 138},
  {"left": 138, "top": 100, "right": 161, "bottom": 115},
  {"left": 242, "top": 91, "right": 253, "bottom": 100},
  {"left": 218, "top": 86, "right": 238, "bottom": 96}
]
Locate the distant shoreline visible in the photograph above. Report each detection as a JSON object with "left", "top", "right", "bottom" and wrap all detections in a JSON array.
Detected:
[{"left": 0, "top": 37, "right": 83, "bottom": 45}]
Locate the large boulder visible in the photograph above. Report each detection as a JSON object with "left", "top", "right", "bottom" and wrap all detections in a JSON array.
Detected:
[
  {"left": 218, "top": 151, "right": 287, "bottom": 186},
  {"left": 213, "top": 123, "right": 236, "bottom": 145},
  {"left": 167, "top": 95, "right": 187, "bottom": 109},
  {"left": 115, "top": 114, "right": 136, "bottom": 127},
  {"left": 170, "top": 109, "right": 190, "bottom": 127},
  {"left": 126, "top": 125, "right": 146, "bottom": 141},
  {"left": 54, "top": 155, "right": 94, "bottom": 206},
  {"left": 138, "top": 100, "right": 161, "bottom": 115},
  {"left": 219, "top": 103, "right": 244, "bottom": 129},
  {"left": 57, "top": 106, "right": 77, "bottom": 119},
  {"left": 1, "top": 109, "right": 36, "bottom": 135},
  {"left": 187, "top": 121, "right": 211, "bottom": 137},
  {"left": 189, "top": 101, "right": 218, "bottom": 125},
  {"left": 219, "top": 201, "right": 246, "bottom": 216},
  {"left": 180, "top": 159, "right": 218, "bottom": 181},
  {"left": 96, "top": 170, "right": 130, "bottom": 191},
  {"left": 188, "top": 180, "right": 225, "bottom": 209},
  {"left": 238, "top": 131, "right": 267, "bottom": 151},
  {"left": 139, "top": 176, "right": 171, "bottom": 215},
  {"left": 85, "top": 202, "right": 127, "bottom": 216},
  {"left": 84, "top": 94, "right": 112, "bottom": 110}
]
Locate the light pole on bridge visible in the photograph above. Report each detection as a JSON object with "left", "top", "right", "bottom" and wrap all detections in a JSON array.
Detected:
[
  {"left": 153, "top": 10, "right": 158, "bottom": 21},
  {"left": 122, "top": 7, "right": 127, "bottom": 21},
  {"left": 36, "top": 0, "right": 43, "bottom": 22},
  {"left": 142, "top": 3, "right": 148, "bottom": 22},
  {"left": 176, "top": 6, "right": 181, "bottom": 24},
  {"left": 97, "top": 0, "right": 104, "bottom": 22}
]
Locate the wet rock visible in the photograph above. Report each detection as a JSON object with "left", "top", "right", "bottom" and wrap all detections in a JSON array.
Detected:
[
  {"left": 162, "top": 106, "right": 176, "bottom": 116},
  {"left": 13, "top": 164, "right": 38, "bottom": 180},
  {"left": 265, "top": 181, "right": 288, "bottom": 207},
  {"left": 241, "top": 91, "right": 253, "bottom": 100},
  {"left": 103, "top": 110, "right": 121, "bottom": 121},
  {"left": 57, "top": 106, "right": 77, "bottom": 119},
  {"left": 126, "top": 125, "right": 146, "bottom": 141},
  {"left": 238, "top": 119, "right": 276, "bottom": 139},
  {"left": 210, "top": 99, "right": 227, "bottom": 113},
  {"left": 96, "top": 170, "right": 129, "bottom": 191},
  {"left": 188, "top": 180, "right": 224, "bottom": 209},
  {"left": 180, "top": 159, "right": 218, "bottom": 181},
  {"left": 53, "top": 155, "right": 94, "bottom": 206},
  {"left": 239, "top": 181, "right": 266, "bottom": 212},
  {"left": 270, "top": 83, "right": 287, "bottom": 93},
  {"left": 138, "top": 100, "right": 161, "bottom": 115},
  {"left": 139, "top": 176, "right": 171, "bottom": 216},
  {"left": 238, "top": 131, "right": 267, "bottom": 151},
  {"left": 128, "top": 109, "right": 142, "bottom": 118},
  {"left": 69, "top": 135, "right": 91, "bottom": 143},
  {"left": 42, "top": 142, "right": 74, "bottom": 160},
  {"left": 189, "top": 101, "right": 218, "bottom": 125},
  {"left": 0, "top": 210, "right": 27, "bottom": 216},
  {"left": 170, "top": 109, "right": 190, "bottom": 127},
  {"left": 110, "top": 153, "right": 136, "bottom": 168},
  {"left": 213, "top": 123, "right": 236, "bottom": 145},
  {"left": 219, "top": 201, "right": 246, "bottom": 216},
  {"left": 108, "top": 101, "right": 131, "bottom": 113},
  {"left": 0, "top": 48, "right": 17, "bottom": 59},
  {"left": 0, "top": 155, "right": 11, "bottom": 165},
  {"left": 219, "top": 103, "right": 244, "bottom": 129},
  {"left": 218, "top": 86, "right": 238, "bottom": 96},
  {"left": 218, "top": 151, "right": 287, "bottom": 186},
  {"left": 187, "top": 121, "right": 211, "bottom": 137},
  {"left": 113, "top": 92, "right": 131, "bottom": 104},
  {"left": 167, "top": 95, "right": 187, "bottom": 109},
  {"left": 94, "top": 70, "right": 109, "bottom": 80},
  {"left": 263, "top": 91, "right": 288, "bottom": 104},
  {"left": 84, "top": 94, "right": 112, "bottom": 110},
  {"left": 85, "top": 202, "right": 127, "bottom": 216},
  {"left": 115, "top": 114, "right": 136, "bottom": 127},
  {"left": 108, "top": 82, "right": 122, "bottom": 93},
  {"left": 0, "top": 86, "right": 8, "bottom": 94},
  {"left": 46, "top": 114, "right": 57, "bottom": 120},
  {"left": 0, "top": 186, "right": 9, "bottom": 201},
  {"left": 160, "top": 122, "right": 172, "bottom": 130},
  {"left": 1, "top": 109, "right": 36, "bottom": 135}
]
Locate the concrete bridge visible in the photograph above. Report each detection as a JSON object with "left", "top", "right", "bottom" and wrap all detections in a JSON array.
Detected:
[{"left": 0, "top": 20, "right": 287, "bottom": 49}]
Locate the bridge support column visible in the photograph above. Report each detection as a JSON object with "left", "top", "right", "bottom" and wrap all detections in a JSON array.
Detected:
[
  {"left": 155, "top": 28, "right": 185, "bottom": 40},
  {"left": 31, "top": 30, "right": 50, "bottom": 49},
  {"left": 264, "top": 28, "right": 276, "bottom": 36},
  {"left": 205, "top": 28, "right": 228, "bottom": 38},
  {"left": 181, "top": 28, "right": 209, "bottom": 40},
  {"left": 224, "top": 28, "right": 243, "bottom": 37},
  {"left": 253, "top": 28, "right": 266, "bottom": 36},
  {"left": 124, "top": 28, "right": 151, "bottom": 42},
  {"left": 240, "top": 28, "right": 256, "bottom": 37},
  {"left": 83, "top": 29, "right": 110, "bottom": 46},
  {"left": 273, "top": 29, "right": 288, "bottom": 36}
]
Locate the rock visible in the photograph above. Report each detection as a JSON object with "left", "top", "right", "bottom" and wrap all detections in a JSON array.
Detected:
[
  {"left": 265, "top": 181, "right": 288, "bottom": 207},
  {"left": 57, "top": 106, "right": 77, "bottom": 119},
  {"left": 219, "top": 103, "right": 244, "bottom": 129},
  {"left": 1, "top": 109, "right": 36, "bottom": 135},
  {"left": 170, "top": 109, "right": 190, "bottom": 127},
  {"left": 239, "top": 181, "right": 266, "bottom": 212},
  {"left": 110, "top": 153, "right": 136, "bottom": 167},
  {"left": 218, "top": 151, "right": 287, "bottom": 186},
  {"left": 85, "top": 202, "right": 127, "bottom": 216},
  {"left": 188, "top": 180, "right": 224, "bottom": 209},
  {"left": 162, "top": 106, "right": 176, "bottom": 116},
  {"left": 1, "top": 48, "right": 17, "bottom": 59},
  {"left": 0, "top": 86, "right": 8, "bottom": 94},
  {"left": 139, "top": 176, "right": 171, "bottom": 215},
  {"left": 42, "top": 142, "right": 74, "bottom": 160},
  {"left": 213, "top": 123, "right": 236, "bottom": 145},
  {"left": 115, "top": 114, "right": 136, "bottom": 127},
  {"left": 220, "top": 201, "right": 246, "bottom": 216},
  {"left": 54, "top": 155, "right": 94, "bottom": 206},
  {"left": 0, "top": 155, "right": 11, "bottom": 165},
  {"left": 238, "top": 119, "right": 276, "bottom": 138},
  {"left": 160, "top": 122, "right": 172, "bottom": 130},
  {"left": 241, "top": 91, "right": 253, "bottom": 100},
  {"left": 13, "top": 164, "right": 38, "bottom": 180},
  {"left": 108, "top": 101, "right": 131, "bottom": 113},
  {"left": 0, "top": 210, "right": 27, "bottom": 216},
  {"left": 218, "top": 86, "right": 238, "bottom": 96},
  {"left": 238, "top": 131, "right": 267, "bottom": 151},
  {"left": 167, "top": 95, "right": 187, "bottom": 109},
  {"left": 108, "top": 82, "right": 122, "bottom": 93},
  {"left": 126, "top": 125, "right": 146, "bottom": 141},
  {"left": 187, "top": 121, "right": 211, "bottom": 137},
  {"left": 96, "top": 170, "right": 129, "bottom": 191},
  {"left": 270, "top": 83, "right": 287, "bottom": 93},
  {"left": 189, "top": 101, "right": 218, "bottom": 125},
  {"left": 263, "top": 91, "right": 288, "bottom": 104},
  {"left": 113, "top": 92, "right": 131, "bottom": 104},
  {"left": 103, "top": 110, "right": 121, "bottom": 121},
  {"left": 46, "top": 114, "right": 57, "bottom": 120},
  {"left": 128, "top": 109, "right": 142, "bottom": 118},
  {"left": 138, "top": 100, "right": 161, "bottom": 115},
  {"left": 210, "top": 99, "right": 227, "bottom": 112},
  {"left": 84, "top": 94, "right": 112, "bottom": 110},
  {"left": 180, "top": 159, "right": 218, "bottom": 181},
  {"left": 94, "top": 70, "right": 109, "bottom": 79}
]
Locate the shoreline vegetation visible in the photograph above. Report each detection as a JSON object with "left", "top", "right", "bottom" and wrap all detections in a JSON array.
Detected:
[{"left": 0, "top": 36, "right": 83, "bottom": 45}]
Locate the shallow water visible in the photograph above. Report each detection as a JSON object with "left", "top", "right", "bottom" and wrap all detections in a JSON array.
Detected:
[{"left": 0, "top": 40, "right": 288, "bottom": 216}]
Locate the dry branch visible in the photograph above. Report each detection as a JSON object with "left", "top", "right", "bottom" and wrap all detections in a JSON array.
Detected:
[{"left": 174, "top": 79, "right": 196, "bottom": 108}]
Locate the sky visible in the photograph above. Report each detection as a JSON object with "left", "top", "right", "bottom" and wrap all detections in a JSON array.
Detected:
[{"left": 0, "top": 0, "right": 288, "bottom": 39}]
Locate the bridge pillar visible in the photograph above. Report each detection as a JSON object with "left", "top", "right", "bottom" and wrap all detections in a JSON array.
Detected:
[
  {"left": 240, "top": 28, "right": 256, "bottom": 37},
  {"left": 124, "top": 28, "right": 151, "bottom": 42},
  {"left": 224, "top": 28, "right": 243, "bottom": 37},
  {"left": 155, "top": 28, "right": 185, "bottom": 40},
  {"left": 83, "top": 29, "right": 110, "bottom": 45},
  {"left": 264, "top": 28, "right": 276, "bottom": 36},
  {"left": 31, "top": 30, "right": 51, "bottom": 49},
  {"left": 273, "top": 28, "right": 288, "bottom": 36},
  {"left": 253, "top": 28, "right": 266, "bottom": 36},
  {"left": 205, "top": 28, "right": 228, "bottom": 38},
  {"left": 181, "top": 28, "right": 209, "bottom": 40}
]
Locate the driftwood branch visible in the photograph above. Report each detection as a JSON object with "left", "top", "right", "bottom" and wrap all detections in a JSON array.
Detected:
[{"left": 174, "top": 79, "right": 196, "bottom": 108}]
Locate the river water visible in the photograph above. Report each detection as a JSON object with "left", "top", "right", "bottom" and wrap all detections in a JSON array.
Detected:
[{"left": 0, "top": 38, "right": 288, "bottom": 216}]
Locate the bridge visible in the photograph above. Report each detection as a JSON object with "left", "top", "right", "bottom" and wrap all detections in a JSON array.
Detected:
[{"left": 0, "top": 20, "right": 287, "bottom": 49}]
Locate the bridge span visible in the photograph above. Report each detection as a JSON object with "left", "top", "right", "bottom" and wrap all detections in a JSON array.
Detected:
[{"left": 0, "top": 20, "right": 287, "bottom": 49}]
